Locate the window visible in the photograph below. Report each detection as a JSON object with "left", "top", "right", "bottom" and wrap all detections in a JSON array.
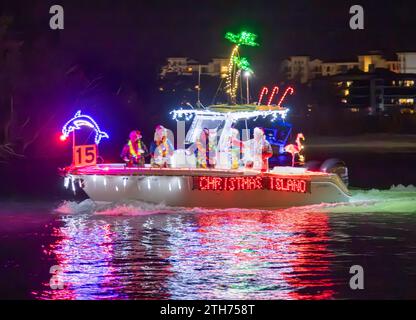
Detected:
[
  {"left": 398, "top": 98, "right": 414, "bottom": 105},
  {"left": 401, "top": 108, "right": 415, "bottom": 114}
]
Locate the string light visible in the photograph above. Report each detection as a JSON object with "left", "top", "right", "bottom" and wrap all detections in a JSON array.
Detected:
[
  {"left": 258, "top": 86, "right": 294, "bottom": 107},
  {"left": 64, "top": 177, "right": 70, "bottom": 189},
  {"left": 267, "top": 86, "right": 280, "bottom": 106},
  {"left": 233, "top": 56, "right": 253, "bottom": 73},
  {"left": 71, "top": 179, "right": 76, "bottom": 194},
  {"left": 258, "top": 87, "right": 269, "bottom": 105},
  {"left": 232, "top": 69, "right": 242, "bottom": 101},
  {"left": 170, "top": 108, "right": 289, "bottom": 121},
  {"left": 225, "top": 45, "right": 240, "bottom": 101},
  {"left": 277, "top": 87, "right": 295, "bottom": 107},
  {"left": 225, "top": 31, "right": 259, "bottom": 47},
  {"left": 224, "top": 30, "right": 259, "bottom": 104},
  {"left": 61, "top": 110, "right": 109, "bottom": 145}
]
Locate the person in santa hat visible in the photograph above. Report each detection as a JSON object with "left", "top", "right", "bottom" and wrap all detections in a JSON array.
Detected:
[
  {"left": 243, "top": 127, "right": 273, "bottom": 172},
  {"left": 151, "top": 125, "right": 174, "bottom": 168},
  {"left": 121, "top": 130, "right": 148, "bottom": 167}
]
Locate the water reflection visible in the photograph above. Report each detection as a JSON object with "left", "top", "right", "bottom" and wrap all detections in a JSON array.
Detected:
[
  {"left": 34, "top": 209, "right": 335, "bottom": 300},
  {"left": 165, "top": 211, "right": 334, "bottom": 299}
]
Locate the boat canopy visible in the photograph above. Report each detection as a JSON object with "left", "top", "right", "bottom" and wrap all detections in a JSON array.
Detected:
[{"left": 170, "top": 104, "right": 289, "bottom": 145}]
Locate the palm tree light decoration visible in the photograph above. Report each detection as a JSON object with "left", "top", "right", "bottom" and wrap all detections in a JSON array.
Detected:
[
  {"left": 224, "top": 30, "right": 258, "bottom": 104},
  {"left": 232, "top": 56, "right": 252, "bottom": 102}
]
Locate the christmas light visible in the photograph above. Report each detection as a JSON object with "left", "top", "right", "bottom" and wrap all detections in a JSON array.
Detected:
[
  {"left": 267, "top": 86, "right": 280, "bottom": 106},
  {"left": 277, "top": 87, "right": 294, "bottom": 107},
  {"left": 61, "top": 110, "right": 109, "bottom": 145},
  {"left": 225, "top": 31, "right": 259, "bottom": 47},
  {"left": 233, "top": 56, "right": 253, "bottom": 73},
  {"left": 170, "top": 108, "right": 289, "bottom": 121},
  {"left": 284, "top": 133, "right": 305, "bottom": 167},
  {"left": 225, "top": 45, "right": 240, "bottom": 102},
  {"left": 64, "top": 177, "right": 70, "bottom": 189},
  {"left": 224, "top": 30, "right": 259, "bottom": 104},
  {"left": 258, "top": 87, "right": 269, "bottom": 105}
]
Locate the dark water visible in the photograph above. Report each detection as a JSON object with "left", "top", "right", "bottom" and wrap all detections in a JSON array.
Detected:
[
  {"left": 1, "top": 190, "right": 416, "bottom": 300},
  {"left": 1, "top": 149, "right": 416, "bottom": 300}
]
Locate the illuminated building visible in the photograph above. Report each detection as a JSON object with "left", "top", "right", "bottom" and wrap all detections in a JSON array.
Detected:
[
  {"left": 160, "top": 57, "right": 229, "bottom": 78},
  {"left": 312, "top": 68, "right": 416, "bottom": 115},
  {"left": 281, "top": 52, "right": 416, "bottom": 84}
]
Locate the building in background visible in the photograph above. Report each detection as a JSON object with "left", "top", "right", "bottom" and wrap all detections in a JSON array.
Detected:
[
  {"left": 311, "top": 68, "right": 416, "bottom": 115},
  {"left": 281, "top": 52, "right": 416, "bottom": 83},
  {"left": 160, "top": 57, "right": 229, "bottom": 78}
]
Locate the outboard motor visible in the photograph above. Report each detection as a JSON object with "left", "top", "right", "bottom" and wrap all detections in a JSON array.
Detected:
[
  {"left": 304, "top": 160, "right": 322, "bottom": 172},
  {"left": 320, "top": 158, "right": 349, "bottom": 187}
]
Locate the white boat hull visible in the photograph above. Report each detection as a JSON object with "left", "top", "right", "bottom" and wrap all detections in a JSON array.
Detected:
[{"left": 66, "top": 164, "right": 350, "bottom": 209}]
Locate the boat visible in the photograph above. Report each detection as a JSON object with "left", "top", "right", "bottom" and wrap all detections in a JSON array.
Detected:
[
  {"left": 65, "top": 164, "right": 350, "bottom": 209},
  {"left": 60, "top": 30, "right": 351, "bottom": 209},
  {"left": 62, "top": 104, "right": 350, "bottom": 209}
]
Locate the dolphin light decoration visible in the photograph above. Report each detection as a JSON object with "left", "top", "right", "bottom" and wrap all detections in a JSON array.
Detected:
[{"left": 61, "top": 110, "right": 109, "bottom": 144}]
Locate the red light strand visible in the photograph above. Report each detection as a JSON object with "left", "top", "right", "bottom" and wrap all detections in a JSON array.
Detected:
[
  {"left": 277, "top": 87, "right": 294, "bottom": 107},
  {"left": 258, "top": 87, "right": 269, "bottom": 105},
  {"left": 267, "top": 86, "right": 280, "bottom": 106}
]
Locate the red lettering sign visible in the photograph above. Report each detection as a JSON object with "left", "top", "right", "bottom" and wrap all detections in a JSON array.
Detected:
[
  {"left": 193, "top": 176, "right": 310, "bottom": 193},
  {"left": 268, "top": 177, "right": 307, "bottom": 193}
]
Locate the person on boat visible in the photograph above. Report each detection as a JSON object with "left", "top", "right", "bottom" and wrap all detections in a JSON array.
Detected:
[
  {"left": 121, "top": 130, "right": 148, "bottom": 167},
  {"left": 187, "top": 128, "right": 216, "bottom": 169},
  {"left": 151, "top": 125, "right": 174, "bottom": 168},
  {"left": 243, "top": 127, "right": 273, "bottom": 172},
  {"left": 229, "top": 128, "right": 242, "bottom": 169}
]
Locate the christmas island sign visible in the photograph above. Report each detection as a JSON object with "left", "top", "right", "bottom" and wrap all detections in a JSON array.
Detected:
[{"left": 193, "top": 176, "right": 311, "bottom": 193}]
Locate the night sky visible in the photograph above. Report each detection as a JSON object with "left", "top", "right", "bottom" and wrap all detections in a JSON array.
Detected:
[
  {"left": 3, "top": 0, "right": 416, "bottom": 74},
  {"left": 1, "top": 0, "right": 416, "bottom": 160}
]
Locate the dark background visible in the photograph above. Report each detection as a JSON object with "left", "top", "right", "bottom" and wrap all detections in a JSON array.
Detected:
[{"left": 1, "top": 0, "right": 416, "bottom": 199}]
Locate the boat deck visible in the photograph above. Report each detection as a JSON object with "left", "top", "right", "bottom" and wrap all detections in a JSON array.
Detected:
[{"left": 69, "top": 163, "right": 330, "bottom": 179}]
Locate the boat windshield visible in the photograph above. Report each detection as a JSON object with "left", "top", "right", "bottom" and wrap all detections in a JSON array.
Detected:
[{"left": 185, "top": 116, "right": 226, "bottom": 144}]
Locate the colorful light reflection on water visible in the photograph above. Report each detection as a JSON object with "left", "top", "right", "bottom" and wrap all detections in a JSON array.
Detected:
[{"left": 31, "top": 207, "right": 339, "bottom": 300}]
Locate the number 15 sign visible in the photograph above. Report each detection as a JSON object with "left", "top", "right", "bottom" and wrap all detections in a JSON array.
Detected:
[{"left": 74, "top": 145, "right": 97, "bottom": 167}]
